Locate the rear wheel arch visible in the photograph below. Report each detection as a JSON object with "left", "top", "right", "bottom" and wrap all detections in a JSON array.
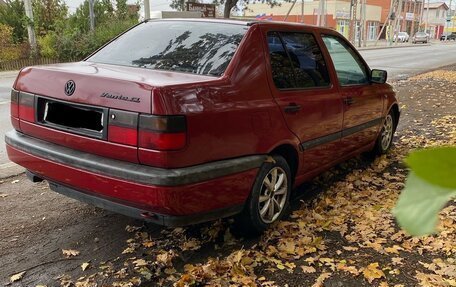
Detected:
[
  {"left": 269, "top": 144, "right": 299, "bottom": 182},
  {"left": 388, "top": 103, "right": 400, "bottom": 131}
]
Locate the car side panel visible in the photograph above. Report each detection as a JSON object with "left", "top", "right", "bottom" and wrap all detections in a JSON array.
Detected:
[
  {"left": 258, "top": 25, "right": 345, "bottom": 175},
  {"left": 139, "top": 25, "right": 300, "bottom": 168},
  {"left": 316, "top": 30, "right": 384, "bottom": 154}
]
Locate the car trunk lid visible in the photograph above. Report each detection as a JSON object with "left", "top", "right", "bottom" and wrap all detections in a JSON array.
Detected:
[
  {"left": 15, "top": 61, "right": 216, "bottom": 113},
  {"left": 13, "top": 61, "right": 216, "bottom": 164}
]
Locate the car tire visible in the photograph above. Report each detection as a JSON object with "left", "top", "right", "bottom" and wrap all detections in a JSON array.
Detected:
[
  {"left": 373, "top": 111, "right": 396, "bottom": 155},
  {"left": 233, "top": 155, "right": 291, "bottom": 235}
]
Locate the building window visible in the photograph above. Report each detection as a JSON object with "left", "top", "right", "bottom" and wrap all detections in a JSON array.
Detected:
[
  {"left": 368, "top": 22, "right": 378, "bottom": 41},
  {"left": 337, "top": 20, "right": 350, "bottom": 38}
]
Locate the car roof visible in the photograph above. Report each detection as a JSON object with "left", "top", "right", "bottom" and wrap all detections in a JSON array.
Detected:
[
  {"left": 144, "top": 18, "right": 335, "bottom": 33},
  {"left": 145, "top": 18, "right": 251, "bottom": 26}
]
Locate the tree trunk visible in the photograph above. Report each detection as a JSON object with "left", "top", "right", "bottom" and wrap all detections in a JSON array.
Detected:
[{"left": 224, "top": 0, "right": 237, "bottom": 18}]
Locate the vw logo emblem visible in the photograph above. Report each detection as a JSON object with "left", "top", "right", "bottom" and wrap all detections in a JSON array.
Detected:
[{"left": 64, "top": 80, "right": 76, "bottom": 96}]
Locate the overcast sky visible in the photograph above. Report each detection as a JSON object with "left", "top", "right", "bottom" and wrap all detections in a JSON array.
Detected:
[
  {"left": 64, "top": 0, "right": 455, "bottom": 14},
  {"left": 65, "top": 0, "right": 173, "bottom": 13}
]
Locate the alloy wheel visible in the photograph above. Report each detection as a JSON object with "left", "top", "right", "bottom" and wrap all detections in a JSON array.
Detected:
[
  {"left": 381, "top": 114, "right": 394, "bottom": 151},
  {"left": 258, "top": 167, "right": 288, "bottom": 224}
]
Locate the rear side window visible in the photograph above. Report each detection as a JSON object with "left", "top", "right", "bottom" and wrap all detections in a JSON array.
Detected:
[
  {"left": 267, "top": 32, "right": 296, "bottom": 89},
  {"left": 267, "top": 32, "right": 330, "bottom": 90},
  {"left": 88, "top": 21, "right": 247, "bottom": 77}
]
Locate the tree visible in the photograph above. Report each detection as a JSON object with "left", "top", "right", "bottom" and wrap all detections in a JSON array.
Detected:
[
  {"left": 68, "top": 0, "right": 117, "bottom": 32},
  {"left": 170, "top": 0, "right": 186, "bottom": 11},
  {"left": 32, "top": 0, "right": 68, "bottom": 36},
  {"left": 171, "top": 0, "right": 282, "bottom": 18},
  {"left": 116, "top": 0, "right": 128, "bottom": 19},
  {"left": 0, "top": 0, "right": 27, "bottom": 43},
  {"left": 0, "top": 24, "right": 21, "bottom": 60}
]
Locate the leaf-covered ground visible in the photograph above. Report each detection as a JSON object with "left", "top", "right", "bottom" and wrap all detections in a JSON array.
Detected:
[{"left": 2, "top": 67, "right": 456, "bottom": 287}]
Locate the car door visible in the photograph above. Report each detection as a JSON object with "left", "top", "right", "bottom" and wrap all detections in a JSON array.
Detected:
[
  {"left": 320, "top": 34, "right": 383, "bottom": 154},
  {"left": 264, "top": 30, "right": 344, "bottom": 174}
]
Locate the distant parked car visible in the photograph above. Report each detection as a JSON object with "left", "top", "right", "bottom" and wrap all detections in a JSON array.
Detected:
[
  {"left": 440, "top": 32, "right": 456, "bottom": 41},
  {"left": 412, "top": 32, "right": 429, "bottom": 44},
  {"left": 394, "top": 32, "right": 409, "bottom": 42}
]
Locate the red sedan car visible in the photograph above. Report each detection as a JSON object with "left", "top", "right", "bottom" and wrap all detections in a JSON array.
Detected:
[{"left": 6, "top": 19, "right": 399, "bottom": 233}]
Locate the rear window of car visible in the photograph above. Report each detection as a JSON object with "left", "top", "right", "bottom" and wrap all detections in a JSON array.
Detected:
[
  {"left": 267, "top": 31, "right": 330, "bottom": 89},
  {"left": 87, "top": 21, "right": 248, "bottom": 77}
]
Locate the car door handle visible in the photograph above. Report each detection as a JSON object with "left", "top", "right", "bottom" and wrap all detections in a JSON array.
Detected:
[
  {"left": 284, "top": 103, "right": 301, "bottom": 114},
  {"left": 344, "top": 97, "right": 355, "bottom": 106}
]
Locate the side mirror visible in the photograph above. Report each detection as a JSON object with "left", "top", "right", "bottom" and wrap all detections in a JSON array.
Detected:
[{"left": 371, "top": 69, "right": 387, "bottom": 84}]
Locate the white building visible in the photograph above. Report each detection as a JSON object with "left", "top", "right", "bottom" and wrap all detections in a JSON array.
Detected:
[{"left": 423, "top": 2, "right": 449, "bottom": 38}]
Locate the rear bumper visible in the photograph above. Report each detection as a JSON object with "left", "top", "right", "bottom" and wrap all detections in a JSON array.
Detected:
[
  {"left": 6, "top": 130, "right": 263, "bottom": 225},
  {"left": 38, "top": 175, "right": 244, "bottom": 226}
]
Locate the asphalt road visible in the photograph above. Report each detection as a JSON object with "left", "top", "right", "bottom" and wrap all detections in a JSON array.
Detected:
[
  {"left": 0, "top": 42, "right": 455, "bottom": 166},
  {"left": 359, "top": 41, "right": 456, "bottom": 79}
]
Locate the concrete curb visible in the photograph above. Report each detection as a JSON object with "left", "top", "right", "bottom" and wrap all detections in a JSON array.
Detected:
[
  {"left": 0, "top": 161, "right": 25, "bottom": 179},
  {"left": 0, "top": 70, "right": 20, "bottom": 78},
  {"left": 358, "top": 43, "right": 431, "bottom": 51}
]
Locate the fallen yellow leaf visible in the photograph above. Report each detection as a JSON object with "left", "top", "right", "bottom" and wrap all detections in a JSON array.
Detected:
[
  {"left": 132, "top": 259, "right": 148, "bottom": 267},
  {"left": 62, "top": 249, "right": 80, "bottom": 258},
  {"left": 81, "top": 262, "right": 90, "bottom": 271},
  {"left": 363, "top": 263, "right": 385, "bottom": 283},
  {"left": 312, "top": 272, "right": 331, "bottom": 287},
  {"left": 10, "top": 271, "right": 25, "bottom": 282},
  {"left": 300, "top": 265, "right": 316, "bottom": 273}
]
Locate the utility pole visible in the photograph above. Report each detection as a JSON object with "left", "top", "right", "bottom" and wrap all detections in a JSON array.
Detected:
[
  {"left": 410, "top": 0, "right": 416, "bottom": 36},
  {"left": 323, "top": 0, "right": 327, "bottom": 26},
  {"left": 144, "top": 0, "right": 150, "bottom": 19},
  {"left": 394, "top": 0, "right": 403, "bottom": 45},
  {"left": 424, "top": 0, "right": 429, "bottom": 34},
  {"left": 388, "top": 0, "right": 396, "bottom": 45},
  {"left": 284, "top": 0, "right": 297, "bottom": 22},
  {"left": 301, "top": 0, "right": 304, "bottom": 23},
  {"left": 375, "top": 0, "right": 396, "bottom": 46},
  {"left": 88, "top": 0, "right": 95, "bottom": 31},
  {"left": 401, "top": 0, "right": 407, "bottom": 32},
  {"left": 23, "top": 0, "right": 37, "bottom": 54},
  {"left": 448, "top": 0, "right": 453, "bottom": 33},
  {"left": 317, "top": 0, "right": 324, "bottom": 26},
  {"left": 349, "top": 0, "right": 358, "bottom": 43},
  {"left": 418, "top": 0, "right": 425, "bottom": 30},
  {"left": 361, "top": 0, "right": 366, "bottom": 47},
  {"left": 358, "top": 0, "right": 364, "bottom": 47}
]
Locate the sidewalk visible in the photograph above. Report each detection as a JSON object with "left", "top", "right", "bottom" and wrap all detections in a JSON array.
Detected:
[
  {"left": 0, "top": 70, "right": 23, "bottom": 179},
  {"left": 357, "top": 39, "right": 434, "bottom": 50},
  {"left": 0, "top": 70, "right": 20, "bottom": 78}
]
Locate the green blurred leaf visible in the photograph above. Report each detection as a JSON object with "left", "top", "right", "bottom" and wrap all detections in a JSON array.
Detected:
[
  {"left": 406, "top": 146, "right": 456, "bottom": 189},
  {"left": 393, "top": 172, "right": 456, "bottom": 236}
]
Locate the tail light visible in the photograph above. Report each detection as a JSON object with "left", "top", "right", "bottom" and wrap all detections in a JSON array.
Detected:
[
  {"left": 108, "top": 110, "right": 138, "bottom": 146},
  {"left": 18, "top": 92, "right": 35, "bottom": 122},
  {"left": 139, "top": 115, "right": 186, "bottom": 150},
  {"left": 10, "top": 90, "right": 20, "bottom": 130},
  {"left": 11, "top": 90, "right": 19, "bottom": 118}
]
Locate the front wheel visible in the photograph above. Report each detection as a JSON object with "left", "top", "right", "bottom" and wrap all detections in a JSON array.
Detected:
[
  {"left": 233, "top": 155, "right": 291, "bottom": 235},
  {"left": 373, "top": 111, "right": 396, "bottom": 155}
]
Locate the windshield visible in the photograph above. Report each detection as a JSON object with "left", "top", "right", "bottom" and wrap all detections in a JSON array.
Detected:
[
  {"left": 416, "top": 32, "right": 426, "bottom": 36},
  {"left": 88, "top": 21, "right": 248, "bottom": 77},
  {"left": 399, "top": 32, "right": 406, "bottom": 36}
]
